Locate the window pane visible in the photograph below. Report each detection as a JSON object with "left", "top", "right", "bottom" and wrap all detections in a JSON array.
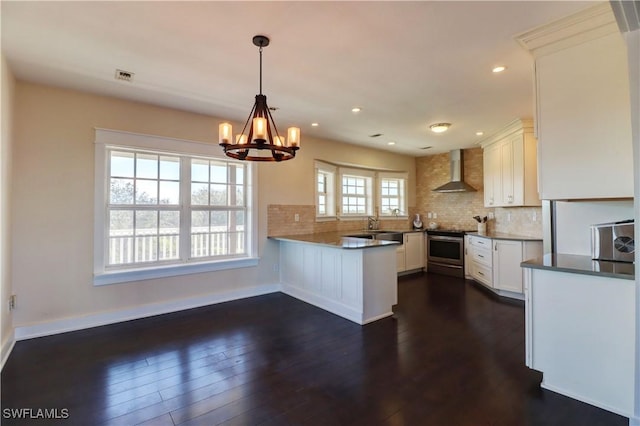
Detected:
[
  {"left": 211, "top": 211, "right": 228, "bottom": 256},
  {"left": 210, "top": 163, "right": 227, "bottom": 183},
  {"left": 160, "top": 156, "right": 180, "bottom": 180},
  {"left": 191, "top": 183, "right": 209, "bottom": 205},
  {"left": 191, "top": 159, "right": 209, "bottom": 182},
  {"left": 110, "top": 210, "right": 133, "bottom": 235},
  {"left": 111, "top": 151, "right": 134, "bottom": 178},
  {"left": 158, "top": 211, "right": 180, "bottom": 261},
  {"left": 234, "top": 186, "right": 244, "bottom": 206},
  {"left": 110, "top": 178, "right": 134, "bottom": 204},
  {"left": 191, "top": 211, "right": 210, "bottom": 258},
  {"left": 233, "top": 165, "right": 244, "bottom": 185},
  {"left": 136, "top": 154, "right": 158, "bottom": 179},
  {"left": 136, "top": 180, "right": 158, "bottom": 204},
  {"left": 159, "top": 181, "right": 179, "bottom": 204},
  {"left": 210, "top": 184, "right": 228, "bottom": 206},
  {"left": 135, "top": 211, "right": 158, "bottom": 235}
]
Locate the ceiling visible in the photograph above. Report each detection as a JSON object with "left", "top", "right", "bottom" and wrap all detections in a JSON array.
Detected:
[{"left": 1, "top": 1, "right": 597, "bottom": 156}]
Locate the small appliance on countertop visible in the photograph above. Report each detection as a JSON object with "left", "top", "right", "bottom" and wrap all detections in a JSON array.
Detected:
[
  {"left": 412, "top": 214, "right": 423, "bottom": 230},
  {"left": 591, "top": 219, "right": 634, "bottom": 263}
]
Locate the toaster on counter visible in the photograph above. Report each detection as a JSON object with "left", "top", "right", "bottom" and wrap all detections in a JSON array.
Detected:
[{"left": 590, "top": 219, "right": 635, "bottom": 263}]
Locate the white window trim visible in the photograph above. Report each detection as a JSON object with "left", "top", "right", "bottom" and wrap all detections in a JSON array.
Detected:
[
  {"left": 338, "top": 167, "right": 375, "bottom": 219},
  {"left": 93, "top": 128, "right": 258, "bottom": 286},
  {"left": 314, "top": 160, "right": 337, "bottom": 221},
  {"left": 378, "top": 171, "right": 409, "bottom": 219}
]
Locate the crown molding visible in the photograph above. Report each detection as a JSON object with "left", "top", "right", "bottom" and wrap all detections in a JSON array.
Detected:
[
  {"left": 515, "top": 3, "right": 619, "bottom": 58},
  {"left": 477, "top": 118, "right": 533, "bottom": 148}
]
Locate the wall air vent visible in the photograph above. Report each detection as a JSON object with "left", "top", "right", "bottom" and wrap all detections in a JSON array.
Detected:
[
  {"left": 369, "top": 133, "right": 383, "bottom": 138},
  {"left": 420, "top": 146, "right": 432, "bottom": 150},
  {"left": 115, "top": 69, "right": 134, "bottom": 82}
]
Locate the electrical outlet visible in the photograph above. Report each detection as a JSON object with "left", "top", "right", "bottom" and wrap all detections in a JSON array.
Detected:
[
  {"left": 427, "top": 212, "right": 432, "bottom": 219},
  {"left": 488, "top": 212, "right": 494, "bottom": 220},
  {"left": 433, "top": 212, "right": 437, "bottom": 219},
  {"left": 532, "top": 211, "right": 537, "bottom": 222},
  {"left": 8, "top": 295, "right": 16, "bottom": 311},
  {"left": 507, "top": 213, "right": 512, "bottom": 222},
  {"left": 294, "top": 213, "right": 299, "bottom": 222}
]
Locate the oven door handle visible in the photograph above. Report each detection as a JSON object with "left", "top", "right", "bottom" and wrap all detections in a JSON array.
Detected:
[{"left": 428, "top": 236, "right": 463, "bottom": 242}]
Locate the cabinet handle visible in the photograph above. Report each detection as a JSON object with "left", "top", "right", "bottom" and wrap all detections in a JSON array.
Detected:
[
  {"left": 478, "top": 254, "right": 484, "bottom": 258},
  {"left": 478, "top": 271, "right": 484, "bottom": 276},
  {"left": 495, "top": 243, "right": 497, "bottom": 251}
]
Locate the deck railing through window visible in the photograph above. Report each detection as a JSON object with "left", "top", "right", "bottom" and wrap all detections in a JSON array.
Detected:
[{"left": 108, "top": 227, "right": 245, "bottom": 265}]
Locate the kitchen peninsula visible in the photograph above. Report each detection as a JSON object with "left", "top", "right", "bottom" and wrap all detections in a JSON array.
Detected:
[{"left": 269, "top": 232, "right": 399, "bottom": 325}]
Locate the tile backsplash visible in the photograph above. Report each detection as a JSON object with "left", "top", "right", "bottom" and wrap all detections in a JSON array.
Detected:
[{"left": 267, "top": 205, "right": 419, "bottom": 236}]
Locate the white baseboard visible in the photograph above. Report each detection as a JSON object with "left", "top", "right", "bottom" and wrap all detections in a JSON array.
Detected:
[
  {"left": 541, "top": 381, "right": 632, "bottom": 419},
  {"left": 1, "top": 330, "right": 15, "bottom": 371},
  {"left": 281, "top": 284, "right": 363, "bottom": 325},
  {"left": 14, "top": 284, "right": 281, "bottom": 341}
]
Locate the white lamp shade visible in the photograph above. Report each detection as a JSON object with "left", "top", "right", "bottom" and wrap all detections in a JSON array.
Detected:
[
  {"left": 219, "top": 122, "right": 232, "bottom": 144},
  {"left": 253, "top": 117, "right": 267, "bottom": 140},
  {"left": 288, "top": 127, "right": 300, "bottom": 147}
]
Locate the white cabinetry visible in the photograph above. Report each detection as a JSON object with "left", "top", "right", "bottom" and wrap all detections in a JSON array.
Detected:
[
  {"left": 279, "top": 240, "right": 397, "bottom": 325},
  {"left": 493, "top": 240, "right": 524, "bottom": 293},
  {"left": 467, "top": 235, "right": 493, "bottom": 287},
  {"left": 403, "top": 232, "right": 425, "bottom": 272},
  {"left": 467, "top": 235, "right": 542, "bottom": 299},
  {"left": 481, "top": 119, "right": 540, "bottom": 208},
  {"left": 516, "top": 4, "right": 633, "bottom": 199}
]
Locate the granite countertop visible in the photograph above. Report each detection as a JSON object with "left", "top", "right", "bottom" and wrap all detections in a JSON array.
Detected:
[
  {"left": 268, "top": 232, "right": 401, "bottom": 249},
  {"left": 521, "top": 253, "right": 635, "bottom": 280},
  {"left": 467, "top": 231, "right": 543, "bottom": 241}
]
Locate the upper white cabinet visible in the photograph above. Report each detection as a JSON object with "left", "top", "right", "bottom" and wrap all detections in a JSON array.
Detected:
[
  {"left": 516, "top": 3, "right": 633, "bottom": 200},
  {"left": 481, "top": 119, "right": 540, "bottom": 208}
]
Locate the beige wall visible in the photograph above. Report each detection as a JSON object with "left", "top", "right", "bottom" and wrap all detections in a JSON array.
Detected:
[
  {"left": 1, "top": 54, "right": 16, "bottom": 363},
  {"left": 11, "top": 82, "right": 415, "bottom": 330}
]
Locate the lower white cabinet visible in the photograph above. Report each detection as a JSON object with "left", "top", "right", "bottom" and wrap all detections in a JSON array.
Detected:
[
  {"left": 403, "top": 232, "right": 425, "bottom": 271},
  {"left": 467, "top": 235, "right": 542, "bottom": 299}
]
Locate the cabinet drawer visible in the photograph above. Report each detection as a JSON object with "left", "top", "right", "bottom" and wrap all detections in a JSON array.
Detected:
[
  {"left": 469, "top": 235, "right": 491, "bottom": 249},
  {"left": 471, "top": 246, "right": 492, "bottom": 266},
  {"left": 471, "top": 262, "right": 493, "bottom": 287}
]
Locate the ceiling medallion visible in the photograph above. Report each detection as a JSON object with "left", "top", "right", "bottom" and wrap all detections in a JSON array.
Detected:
[{"left": 218, "top": 35, "right": 300, "bottom": 162}]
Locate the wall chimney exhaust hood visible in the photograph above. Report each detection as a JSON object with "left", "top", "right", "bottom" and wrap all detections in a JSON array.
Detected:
[{"left": 432, "top": 149, "right": 477, "bottom": 193}]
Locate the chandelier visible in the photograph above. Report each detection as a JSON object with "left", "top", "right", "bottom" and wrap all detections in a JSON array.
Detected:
[{"left": 218, "top": 35, "right": 300, "bottom": 162}]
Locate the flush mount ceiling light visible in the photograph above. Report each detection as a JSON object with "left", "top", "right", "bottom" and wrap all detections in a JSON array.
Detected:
[
  {"left": 351, "top": 107, "right": 362, "bottom": 113},
  {"left": 218, "top": 35, "right": 300, "bottom": 162},
  {"left": 476, "top": 131, "right": 484, "bottom": 136},
  {"left": 492, "top": 65, "right": 507, "bottom": 73},
  {"left": 387, "top": 141, "right": 396, "bottom": 146},
  {"left": 311, "top": 122, "right": 319, "bottom": 127},
  {"left": 429, "top": 123, "right": 451, "bottom": 133}
]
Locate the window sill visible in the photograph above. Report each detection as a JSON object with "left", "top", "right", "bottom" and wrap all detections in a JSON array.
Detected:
[
  {"left": 315, "top": 216, "right": 337, "bottom": 222},
  {"left": 94, "top": 257, "right": 260, "bottom": 286},
  {"left": 379, "top": 215, "right": 409, "bottom": 220}
]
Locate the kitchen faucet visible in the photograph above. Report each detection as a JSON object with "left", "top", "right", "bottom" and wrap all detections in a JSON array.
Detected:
[{"left": 367, "top": 216, "right": 379, "bottom": 230}]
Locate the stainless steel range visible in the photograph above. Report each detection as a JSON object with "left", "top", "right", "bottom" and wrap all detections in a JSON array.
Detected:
[{"left": 426, "top": 229, "right": 471, "bottom": 277}]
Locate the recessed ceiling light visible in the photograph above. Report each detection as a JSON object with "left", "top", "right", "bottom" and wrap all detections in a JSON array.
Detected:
[
  {"left": 311, "top": 122, "right": 319, "bottom": 127},
  {"left": 492, "top": 65, "right": 507, "bottom": 73},
  {"left": 429, "top": 123, "right": 451, "bottom": 133},
  {"left": 476, "top": 131, "right": 484, "bottom": 136},
  {"left": 387, "top": 141, "right": 396, "bottom": 146},
  {"left": 351, "top": 107, "right": 362, "bottom": 113}
]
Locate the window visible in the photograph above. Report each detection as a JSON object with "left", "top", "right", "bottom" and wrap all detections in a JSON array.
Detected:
[
  {"left": 378, "top": 172, "right": 408, "bottom": 217},
  {"left": 315, "top": 161, "right": 336, "bottom": 218},
  {"left": 338, "top": 168, "right": 374, "bottom": 217},
  {"left": 95, "top": 129, "right": 257, "bottom": 285}
]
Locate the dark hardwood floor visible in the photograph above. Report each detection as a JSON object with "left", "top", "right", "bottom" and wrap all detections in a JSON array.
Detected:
[{"left": 2, "top": 273, "right": 628, "bottom": 425}]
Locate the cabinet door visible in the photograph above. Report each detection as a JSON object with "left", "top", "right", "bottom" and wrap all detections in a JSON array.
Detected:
[
  {"left": 404, "top": 232, "right": 425, "bottom": 271},
  {"left": 483, "top": 144, "right": 501, "bottom": 207},
  {"left": 396, "top": 246, "right": 406, "bottom": 272},
  {"left": 500, "top": 140, "right": 514, "bottom": 206},
  {"left": 493, "top": 240, "right": 524, "bottom": 293},
  {"left": 536, "top": 33, "right": 632, "bottom": 199}
]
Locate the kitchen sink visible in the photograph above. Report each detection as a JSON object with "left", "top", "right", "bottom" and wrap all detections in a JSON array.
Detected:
[{"left": 345, "top": 231, "right": 403, "bottom": 243}]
